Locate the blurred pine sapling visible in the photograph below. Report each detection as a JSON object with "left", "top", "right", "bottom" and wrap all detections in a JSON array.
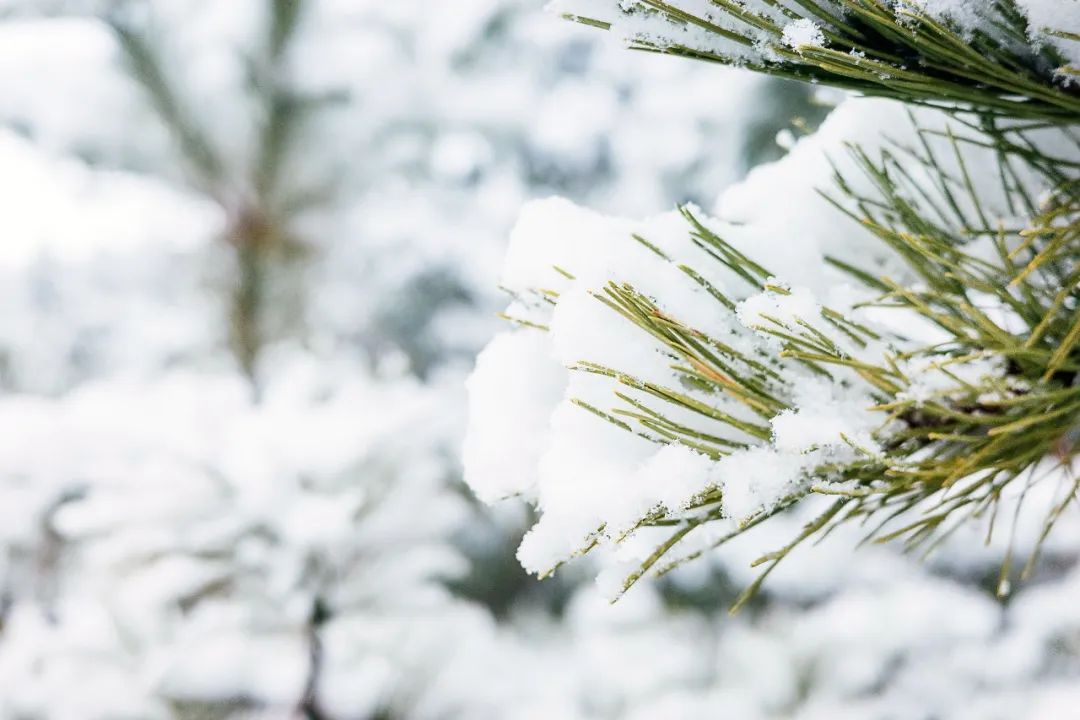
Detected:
[{"left": 108, "top": 0, "right": 327, "bottom": 387}]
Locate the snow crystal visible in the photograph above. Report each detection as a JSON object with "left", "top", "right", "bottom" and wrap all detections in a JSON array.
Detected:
[
  {"left": 716, "top": 447, "right": 806, "bottom": 522},
  {"left": 1017, "top": 0, "right": 1080, "bottom": 67},
  {"left": 737, "top": 282, "right": 821, "bottom": 329},
  {"left": 641, "top": 443, "right": 718, "bottom": 513},
  {"left": 771, "top": 376, "right": 880, "bottom": 455},
  {"left": 782, "top": 19, "right": 825, "bottom": 50}
]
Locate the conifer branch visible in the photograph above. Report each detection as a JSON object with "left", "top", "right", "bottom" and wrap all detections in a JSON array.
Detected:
[
  {"left": 560, "top": 0, "right": 1080, "bottom": 121},
  {"left": 516, "top": 3, "right": 1080, "bottom": 599}
]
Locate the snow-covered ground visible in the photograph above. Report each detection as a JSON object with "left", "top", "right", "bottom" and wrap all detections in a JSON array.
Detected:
[{"left": 0, "top": 1, "right": 1077, "bottom": 719}]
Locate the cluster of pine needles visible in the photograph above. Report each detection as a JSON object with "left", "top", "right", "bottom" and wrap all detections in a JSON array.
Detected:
[{"left": 563, "top": 0, "right": 1079, "bottom": 121}]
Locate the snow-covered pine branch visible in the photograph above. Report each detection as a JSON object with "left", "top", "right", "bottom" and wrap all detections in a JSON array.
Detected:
[
  {"left": 465, "top": 1, "right": 1080, "bottom": 604},
  {"left": 550, "top": 0, "right": 1079, "bottom": 121}
]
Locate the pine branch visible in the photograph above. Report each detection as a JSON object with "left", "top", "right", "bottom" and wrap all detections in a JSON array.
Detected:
[
  {"left": 558, "top": 0, "right": 1080, "bottom": 122},
  {"left": 512, "top": 105, "right": 1079, "bottom": 606},
  {"left": 475, "top": 0, "right": 1080, "bottom": 608}
]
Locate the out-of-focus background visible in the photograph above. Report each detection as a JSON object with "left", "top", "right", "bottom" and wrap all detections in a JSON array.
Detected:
[{"left": 0, "top": 2, "right": 1077, "bottom": 719}]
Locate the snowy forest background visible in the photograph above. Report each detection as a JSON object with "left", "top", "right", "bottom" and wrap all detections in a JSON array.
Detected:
[{"left": 0, "top": 1, "right": 1078, "bottom": 719}]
